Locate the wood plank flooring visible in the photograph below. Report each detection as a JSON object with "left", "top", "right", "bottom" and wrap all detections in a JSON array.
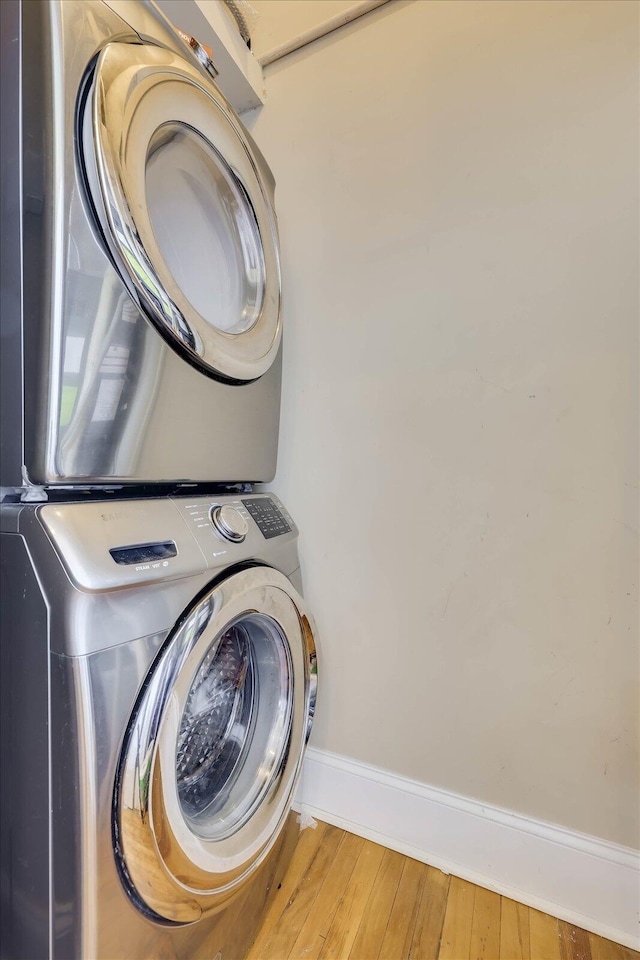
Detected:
[{"left": 247, "top": 820, "right": 638, "bottom": 960}]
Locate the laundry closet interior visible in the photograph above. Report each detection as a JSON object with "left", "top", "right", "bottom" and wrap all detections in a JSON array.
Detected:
[{"left": 0, "top": 2, "right": 637, "bottom": 960}]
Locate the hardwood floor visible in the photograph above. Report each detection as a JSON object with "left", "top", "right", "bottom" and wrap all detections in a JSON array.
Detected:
[{"left": 247, "top": 820, "right": 638, "bottom": 960}]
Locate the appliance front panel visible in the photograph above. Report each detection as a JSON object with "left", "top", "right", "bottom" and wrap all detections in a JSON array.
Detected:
[
  {"left": 23, "top": 0, "right": 281, "bottom": 487},
  {"left": 54, "top": 634, "right": 301, "bottom": 960}
]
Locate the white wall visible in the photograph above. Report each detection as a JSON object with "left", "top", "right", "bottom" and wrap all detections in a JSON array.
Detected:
[
  {"left": 250, "top": 0, "right": 386, "bottom": 64},
  {"left": 249, "top": 0, "right": 639, "bottom": 849}
]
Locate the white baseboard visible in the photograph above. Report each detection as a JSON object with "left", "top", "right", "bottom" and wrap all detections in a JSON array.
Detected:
[{"left": 295, "top": 747, "right": 640, "bottom": 951}]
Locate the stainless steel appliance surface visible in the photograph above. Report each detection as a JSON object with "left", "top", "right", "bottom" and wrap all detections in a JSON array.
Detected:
[
  {"left": 0, "top": 492, "right": 317, "bottom": 960},
  {"left": 1, "top": 0, "right": 283, "bottom": 491}
]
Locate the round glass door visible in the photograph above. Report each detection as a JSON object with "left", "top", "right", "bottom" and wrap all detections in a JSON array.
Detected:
[
  {"left": 176, "top": 613, "right": 293, "bottom": 840},
  {"left": 86, "top": 42, "right": 282, "bottom": 382},
  {"left": 146, "top": 124, "right": 265, "bottom": 337},
  {"left": 114, "top": 567, "right": 317, "bottom": 924}
]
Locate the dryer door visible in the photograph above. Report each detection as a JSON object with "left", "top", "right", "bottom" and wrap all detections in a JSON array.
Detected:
[
  {"left": 81, "top": 41, "right": 281, "bottom": 383},
  {"left": 114, "top": 566, "right": 317, "bottom": 923}
]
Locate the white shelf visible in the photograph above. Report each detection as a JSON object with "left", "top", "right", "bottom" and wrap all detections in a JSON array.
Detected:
[{"left": 155, "top": 0, "right": 265, "bottom": 113}]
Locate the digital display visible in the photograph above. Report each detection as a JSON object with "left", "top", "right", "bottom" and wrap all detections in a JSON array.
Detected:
[
  {"left": 242, "top": 498, "right": 291, "bottom": 539},
  {"left": 110, "top": 541, "right": 177, "bottom": 565}
]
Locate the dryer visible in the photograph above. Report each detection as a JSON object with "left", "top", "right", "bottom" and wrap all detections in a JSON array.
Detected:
[
  {"left": 1, "top": 0, "right": 283, "bottom": 490},
  {"left": 0, "top": 492, "right": 317, "bottom": 959}
]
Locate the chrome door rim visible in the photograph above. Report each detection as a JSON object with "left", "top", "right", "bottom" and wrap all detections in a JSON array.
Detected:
[
  {"left": 114, "top": 566, "right": 317, "bottom": 924},
  {"left": 87, "top": 42, "right": 281, "bottom": 382}
]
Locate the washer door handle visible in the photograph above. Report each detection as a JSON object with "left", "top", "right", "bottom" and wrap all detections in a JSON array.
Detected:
[{"left": 113, "top": 565, "right": 317, "bottom": 923}]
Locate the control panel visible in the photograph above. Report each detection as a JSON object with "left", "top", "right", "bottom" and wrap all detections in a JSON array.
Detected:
[
  {"left": 39, "top": 499, "right": 207, "bottom": 592},
  {"left": 39, "top": 493, "right": 297, "bottom": 592},
  {"left": 242, "top": 497, "right": 292, "bottom": 539}
]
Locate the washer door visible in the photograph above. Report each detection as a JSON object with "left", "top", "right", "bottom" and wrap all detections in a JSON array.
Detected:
[
  {"left": 114, "top": 566, "right": 317, "bottom": 923},
  {"left": 82, "top": 42, "right": 281, "bottom": 382}
]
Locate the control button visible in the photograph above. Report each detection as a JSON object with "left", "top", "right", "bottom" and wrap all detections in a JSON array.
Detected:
[
  {"left": 210, "top": 504, "right": 249, "bottom": 543},
  {"left": 241, "top": 497, "right": 292, "bottom": 539}
]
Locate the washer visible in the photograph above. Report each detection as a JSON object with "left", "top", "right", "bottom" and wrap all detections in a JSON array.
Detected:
[
  {"left": 1, "top": 0, "right": 283, "bottom": 490},
  {"left": 0, "top": 493, "right": 317, "bottom": 959}
]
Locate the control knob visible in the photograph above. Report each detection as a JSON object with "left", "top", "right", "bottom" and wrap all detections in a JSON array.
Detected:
[{"left": 210, "top": 504, "right": 248, "bottom": 543}]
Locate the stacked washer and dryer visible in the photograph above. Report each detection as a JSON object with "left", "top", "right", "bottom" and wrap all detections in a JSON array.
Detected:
[{"left": 0, "top": 2, "right": 317, "bottom": 959}]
